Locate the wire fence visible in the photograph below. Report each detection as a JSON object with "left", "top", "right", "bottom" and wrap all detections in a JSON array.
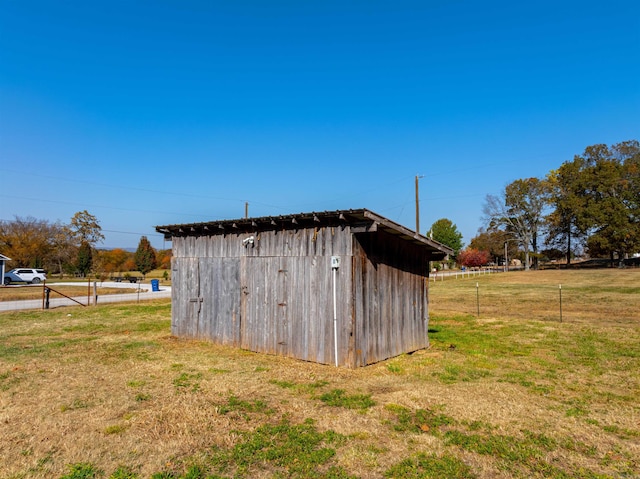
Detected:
[
  {"left": 0, "top": 281, "right": 171, "bottom": 312},
  {"left": 430, "top": 267, "right": 512, "bottom": 282},
  {"left": 428, "top": 270, "right": 639, "bottom": 326}
]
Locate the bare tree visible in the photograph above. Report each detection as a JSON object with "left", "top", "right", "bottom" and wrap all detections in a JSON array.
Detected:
[{"left": 483, "top": 178, "right": 550, "bottom": 270}]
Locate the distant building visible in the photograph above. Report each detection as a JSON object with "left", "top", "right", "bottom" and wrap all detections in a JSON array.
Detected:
[
  {"left": 0, "top": 254, "right": 11, "bottom": 285},
  {"left": 157, "top": 209, "right": 453, "bottom": 367}
]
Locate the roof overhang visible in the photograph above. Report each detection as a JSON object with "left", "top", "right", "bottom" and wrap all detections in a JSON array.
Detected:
[{"left": 156, "top": 209, "right": 454, "bottom": 259}]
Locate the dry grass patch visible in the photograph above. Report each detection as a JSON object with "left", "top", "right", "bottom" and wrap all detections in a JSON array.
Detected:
[
  {"left": 1, "top": 269, "right": 639, "bottom": 478},
  {"left": 430, "top": 268, "right": 640, "bottom": 324}
]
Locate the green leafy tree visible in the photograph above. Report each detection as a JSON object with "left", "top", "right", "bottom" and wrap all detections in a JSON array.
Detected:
[
  {"left": 546, "top": 158, "right": 590, "bottom": 264},
  {"left": 582, "top": 141, "right": 640, "bottom": 264},
  {"left": 549, "top": 141, "right": 640, "bottom": 265},
  {"left": 134, "top": 236, "right": 157, "bottom": 277},
  {"left": 622, "top": 142, "right": 640, "bottom": 253},
  {"left": 75, "top": 241, "right": 93, "bottom": 277},
  {"left": 428, "top": 218, "right": 463, "bottom": 255}
]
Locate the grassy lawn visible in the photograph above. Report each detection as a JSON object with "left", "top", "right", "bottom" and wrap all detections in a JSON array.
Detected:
[{"left": 0, "top": 270, "right": 638, "bottom": 478}]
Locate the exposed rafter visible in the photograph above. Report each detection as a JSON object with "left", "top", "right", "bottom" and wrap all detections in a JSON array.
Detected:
[{"left": 156, "top": 209, "right": 454, "bottom": 258}]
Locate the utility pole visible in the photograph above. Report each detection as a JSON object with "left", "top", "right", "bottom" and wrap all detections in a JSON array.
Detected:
[
  {"left": 504, "top": 238, "right": 519, "bottom": 273},
  {"left": 245, "top": 202, "right": 249, "bottom": 219},
  {"left": 504, "top": 241, "right": 507, "bottom": 273},
  {"left": 415, "top": 175, "right": 424, "bottom": 233}
]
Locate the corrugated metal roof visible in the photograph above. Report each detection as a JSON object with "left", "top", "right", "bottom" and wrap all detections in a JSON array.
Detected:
[{"left": 156, "top": 208, "right": 454, "bottom": 257}]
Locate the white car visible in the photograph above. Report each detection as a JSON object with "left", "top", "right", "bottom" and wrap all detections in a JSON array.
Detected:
[{"left": 3, "top": 268, "right": 47, "bottom": 285}]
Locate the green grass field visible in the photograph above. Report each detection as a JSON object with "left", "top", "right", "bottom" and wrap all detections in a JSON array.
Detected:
[{"left": 1, "top": 269, "right": 638, "bottom": 478}]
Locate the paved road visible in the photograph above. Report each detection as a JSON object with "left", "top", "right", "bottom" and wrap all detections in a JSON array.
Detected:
[{"left": 0, "top": 281, "right": 172, "bottom": 312}]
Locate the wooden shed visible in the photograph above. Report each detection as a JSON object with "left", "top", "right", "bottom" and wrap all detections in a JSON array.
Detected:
[{"left": 156, "top": 209, "right": 453, "bottom": 368}]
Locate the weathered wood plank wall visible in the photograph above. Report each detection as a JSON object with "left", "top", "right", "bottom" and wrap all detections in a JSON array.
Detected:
[
  {"left": 171, "top": 226, "right": 354, "bottom": 366},
  {"left": 172, "top": 225, "right": 352, "bottom": 258},
  {"left": 350, "top": 231, "right": 430, "bottom": 367},
  {"left": 171, "top": 224, "right": 430, "bottom": 367}
]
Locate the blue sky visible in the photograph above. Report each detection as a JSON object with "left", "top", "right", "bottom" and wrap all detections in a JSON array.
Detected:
[{"left": 1, "top": 1, "right": 638, "bottom": 250}]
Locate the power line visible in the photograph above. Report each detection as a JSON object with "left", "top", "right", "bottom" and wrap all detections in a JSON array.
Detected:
[
  {"left": 0, "top": 164, "right": 499, "bottom": 213},
  {"left": 102, "top": 229, "right": 164, "bottom": 238},
  {"left": 0, "top": 167, "right": 285, "bottom": 210},
  {"left": 0, "top": 167, "right": 490, "bottom": 234},
  {"left": 0, "top": 194, "right": 211, "bottom": 219}
]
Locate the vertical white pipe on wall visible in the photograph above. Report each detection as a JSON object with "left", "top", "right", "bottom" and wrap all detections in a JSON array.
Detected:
[
  {"left": 333, "top": 266, "right": 338, "bottom": 367},
  {"left": 331, "top": 255, "right": 340, "bottom": 367}
]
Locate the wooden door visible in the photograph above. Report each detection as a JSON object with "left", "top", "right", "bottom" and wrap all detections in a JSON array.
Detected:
[
  {"left": 172, "top": 257, "right": 202, "bottom": 338},
  {"left": 240, "top": 257, "right": 291, "bottom": 355}
]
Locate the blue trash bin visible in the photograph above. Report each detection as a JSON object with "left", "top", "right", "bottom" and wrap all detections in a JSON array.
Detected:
[{"left": 151, "top": 279, "right": 160, "bottom": 292}]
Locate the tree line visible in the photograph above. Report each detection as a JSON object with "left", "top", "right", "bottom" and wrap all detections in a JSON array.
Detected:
[
  {"left": 4, "top": 140, "right": 638, "bottom": 275},
  {"left": 0, "top": 210, "right": 171, "bottom": 278},
  {"left": 430, "top": 140, "right": 639, "bottom": 269}
]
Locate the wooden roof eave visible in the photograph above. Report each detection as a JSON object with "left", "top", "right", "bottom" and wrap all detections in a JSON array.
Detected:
[
  {"left": 155, "top": 208, "right": 455, "bottom": 258},
  {"left": 360, "top": 210, "right": 454, "bottom": 257}
]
